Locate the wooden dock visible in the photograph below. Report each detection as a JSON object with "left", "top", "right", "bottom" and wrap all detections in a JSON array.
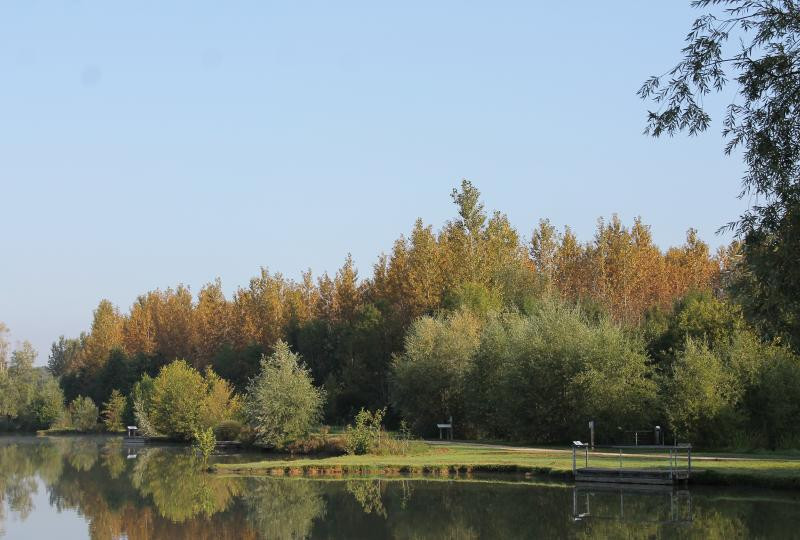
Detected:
[
  {"left": 572, "top": 443, "right": 692, "bottom": 485},
  {"left": 122, "top": 436, "right": 146, "bottom": 446},
  {"left": 576, "top": 467, "right": 689, "bottom": 485}
]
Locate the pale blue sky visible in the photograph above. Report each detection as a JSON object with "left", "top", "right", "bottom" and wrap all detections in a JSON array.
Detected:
[{"left": 1, "top": 1, "right": 749, "bottom": 363}]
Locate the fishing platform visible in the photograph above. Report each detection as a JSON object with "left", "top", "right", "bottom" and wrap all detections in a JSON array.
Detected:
[
  {"left": 572, "top": 442, "right": 692, "bottom": 485},
  {"left": 123, "top": 426, "right": 146, "bottom": 446}
]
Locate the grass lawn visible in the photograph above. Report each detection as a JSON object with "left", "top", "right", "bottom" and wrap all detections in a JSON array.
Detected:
[{"left": 215, "top": 442, "right": 800, "bottom": 489}]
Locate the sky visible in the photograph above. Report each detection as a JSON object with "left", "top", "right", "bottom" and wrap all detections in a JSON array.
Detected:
[{"left": 0, "top": 1, "right": 750, "bottom": 364}]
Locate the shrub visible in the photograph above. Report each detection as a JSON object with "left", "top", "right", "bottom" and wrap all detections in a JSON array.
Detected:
[
  {"left": 345, "top": 408, "right": 386, "bottom": 455},
  {"left": 243, "top": 340, "right": 325, "bottom": 448},
  {"left": 70, "top": 396, "right": 99, "bottom": 431},
  {"left": 193, "top": 427, "right": 216, "bottom": 468},
  {"left": 286, "top": 431, "right": 347, "bottom": 455}
]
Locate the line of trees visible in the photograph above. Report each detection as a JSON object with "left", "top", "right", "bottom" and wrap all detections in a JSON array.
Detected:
[
  {"left": 4, "top": 181, "right": 798, "bottom": 448},
  {"left": 43, "top": 182, "right": 729, "bottom": 418},
  {"left": 393, "top": 291, "right": 800, "bottom": 448}
]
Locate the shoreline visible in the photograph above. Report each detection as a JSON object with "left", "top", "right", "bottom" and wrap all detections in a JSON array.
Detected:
[
  {"left": 217, "top": 462, "right": 800, "bottom": 490},
  {"left": 214, "top": 442, "right": 800, "bottom": 491},
  {"left": 8, "top": 433, "right": 800, "bottom": 490}
]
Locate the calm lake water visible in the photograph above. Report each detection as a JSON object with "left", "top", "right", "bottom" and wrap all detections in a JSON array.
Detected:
[{"left": 1, "top": 436, "right": 799, "bottom": 539}]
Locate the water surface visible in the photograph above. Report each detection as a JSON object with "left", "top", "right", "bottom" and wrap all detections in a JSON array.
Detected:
[{"left": 0, "top": 436, "right": 799, "bottom": 539}]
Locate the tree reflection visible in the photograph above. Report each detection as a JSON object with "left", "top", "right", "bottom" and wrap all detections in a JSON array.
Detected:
[
  {"left": 101, "top": 439, "right": 126, "bottom": 479},
  {"left": 242, "top": 477, "right": 326, "bottom": 539},
  {"left": 1, "top": 437, "right": 800, "bottom": 539},
  {"left": 346, "top": 479, "right": 387, "bottom": 518},
  {"left": 131, "top": 448, "right": 243, "bottom": 522},
  {"left": 0, "top": 441, "right": 48, "bottom": 524}
]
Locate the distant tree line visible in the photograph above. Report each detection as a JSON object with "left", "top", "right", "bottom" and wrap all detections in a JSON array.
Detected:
[{"left": 3, "top": 181, "right": 798, "bottom": 448}]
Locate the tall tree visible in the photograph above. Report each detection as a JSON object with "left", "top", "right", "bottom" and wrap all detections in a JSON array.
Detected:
[
  {"left": 80, "top": 300, "right": 124, "bottom": 373},
  {"left": 123, "top": 294, "right": 158, "bottom": 357},
  {"left": 48, "top": 335, "right": 84, "bottom": 378},
  {"left": 0, "top": 322, "right": 9, "bottom": 372},
  {"left": 640, "top": 0, "right": 800, "bottom": 349},
  {"left": 194, "top": 279, "right": 232, "bottom": 369},
  {"left": 530, "top": 219, "right": 559, "bottom": 291}
]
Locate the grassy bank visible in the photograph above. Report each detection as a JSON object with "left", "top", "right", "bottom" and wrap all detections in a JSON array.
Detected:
[{"left": 215, "top": 442, "right": 800, "bottom": 489}]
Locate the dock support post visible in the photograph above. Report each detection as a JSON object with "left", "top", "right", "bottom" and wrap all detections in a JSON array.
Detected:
[
  {"left": 618, "top": 448, "right": 622, "bottom": 470},
  {"left": 572, "top": 446, "right": 576, "bottom": 475},
  {"left": 669, "top": 448, "right": 674, "bottom": 480},
  {"left": 585, "top": 446, "right": 588, "bottom": 468},
  {"left": 688, "top": 447, "right": 692, "bottom": 476}
]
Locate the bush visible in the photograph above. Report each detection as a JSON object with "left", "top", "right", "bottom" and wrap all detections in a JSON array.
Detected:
[
  {"left": 70, "top": 396, "right": 99, "bottom": 431},
  {"left": 243, "top": 341, "right": 325, "bottom": 448},
  {"left": 193, "top": 427, "right": 216, "bottom": 468},
  {"left": 286, "top": 430, "right": 347, "bottom": 455},
  {"left": 213, "top": 420, "right": 242, "bottom": 441},
  {"left": 345, "top": 408, "right": 386, "bottom": 455}
]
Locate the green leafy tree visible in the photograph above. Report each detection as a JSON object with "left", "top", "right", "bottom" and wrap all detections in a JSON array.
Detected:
[
  {"left": 647, "top": 291, "right": 745, "bottom": 370},
  {"left": 243, "top": 340, "right": 325, "bottom": 448},
  {"left": 3, "top": 342, "right": 39, "bottom": 424},
  {"left": 640, "top": 0, "right": 800, "bottom": 349},
  {"left": 749, "top": 346, "right": 800, "bottom": 448},
  {"left": 391, "top": 310, "right": 481, "bottom": 435},
  {"left": 664, "top": 339, "right": 740, "bottom": 446},
  {"left": 143, "top": 360, "right": 241, "bottom": 440},
  {"left": 47, "top": 335, "right": 83, "bottom": 378},
  {"left": 131, "top": 373, "right": 157, "bottom": 436},
  {"left": 29, "top": 376, "right": 65, "bottom": 429},
  {"left": 102, "top": 389, "right": 127, "bottom": 432},
  {"left": 464, "top": 303, "right": 657, "bottom": 442},
  {"left": 69, "top": 396, "right": 99, "bottom": 431},
  {"left": 150, "top": 360, "right": 210, "bottom": 440}
]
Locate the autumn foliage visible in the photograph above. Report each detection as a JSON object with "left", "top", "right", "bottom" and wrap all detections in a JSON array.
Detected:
[{"left": 49, "top": 181, "right": 750, "bottom": 441}]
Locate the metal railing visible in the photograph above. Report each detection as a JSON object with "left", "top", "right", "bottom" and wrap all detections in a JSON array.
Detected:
[{"left": 571, "top": 442, "right": 693, "bottom": 480}]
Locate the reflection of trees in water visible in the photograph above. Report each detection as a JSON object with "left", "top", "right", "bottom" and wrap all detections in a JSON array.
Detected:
[
  {"left": 0, "top": 437, "right": 255, "bottom": 539},
  {"left": 0, "top": 440, "right": 62, "bottom": 526},
  {"left": 346, "top": 479, "right": 387, "bottom": 518},
  {"left": 131, "top": 448, "right": 244, "bottom": 522},
  {"left": 64, "top": 437, "right": 99, "bottom": 471},
  {"left": 100, "top": 439, "right": 126, "bottom": 479},
  {"left": 3, "top": 438, "right": 800, "bottom": 538},
  {"left": 242, "top": 477, "right": 326, "bottom": 539}
]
